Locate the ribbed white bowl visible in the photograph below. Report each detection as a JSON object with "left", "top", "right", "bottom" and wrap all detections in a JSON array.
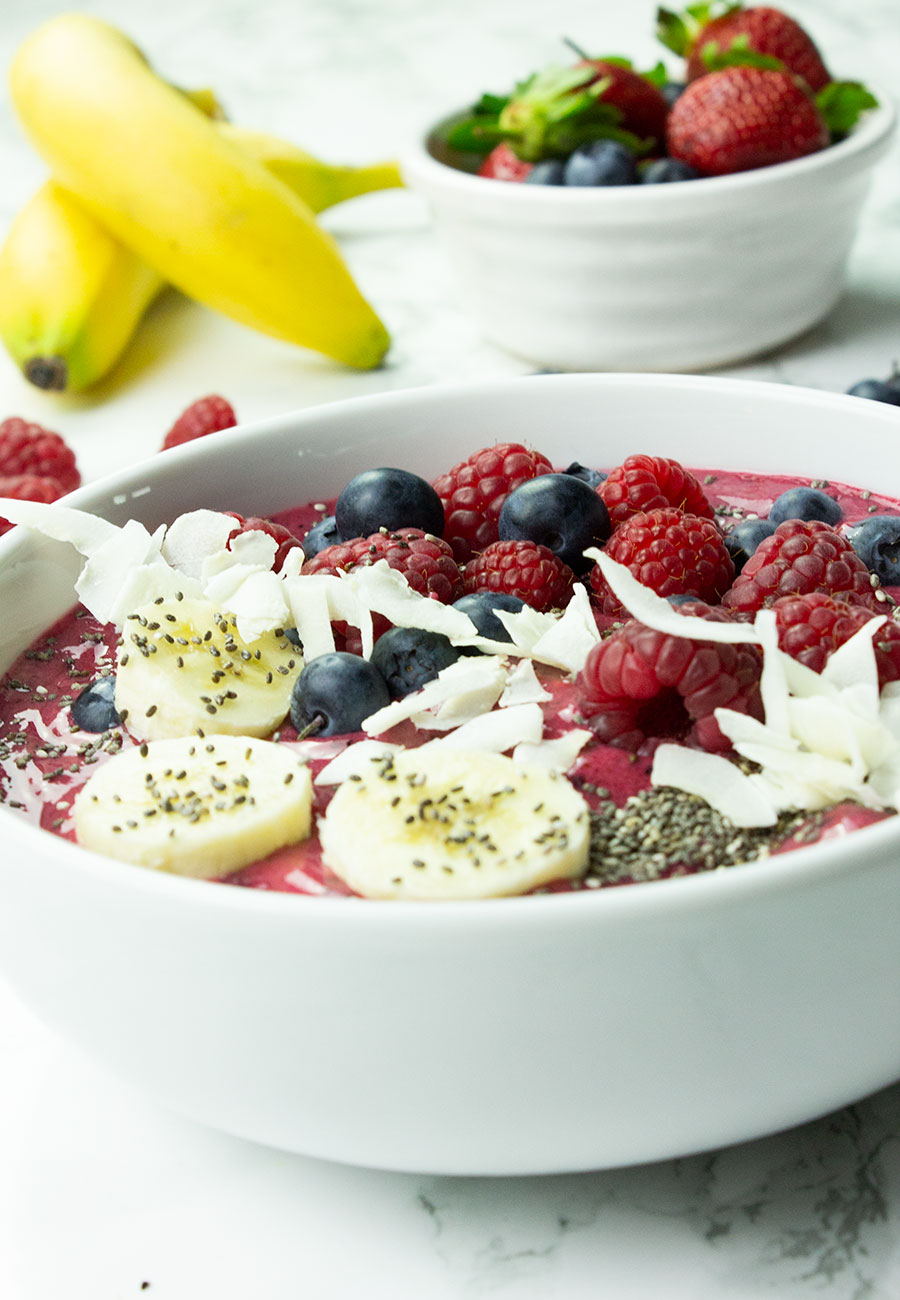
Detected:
[{"left": 403, "top": 96, "right": 896, "bottom": 371}]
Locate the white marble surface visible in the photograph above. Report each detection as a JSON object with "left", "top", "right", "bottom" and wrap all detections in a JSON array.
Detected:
[{"left": 1, "top": 1, "right": 900, "bottom": 1296}]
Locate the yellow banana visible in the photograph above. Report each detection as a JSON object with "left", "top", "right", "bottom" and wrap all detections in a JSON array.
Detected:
[
  {"left": 9, "top": 15, "right": 390, "bottom": 371},
  {"left": 0, "top": 124, "right": 402, "bottom": 393}
]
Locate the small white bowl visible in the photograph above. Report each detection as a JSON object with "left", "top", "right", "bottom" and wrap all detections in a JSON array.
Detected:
[
  {"left": 2, "top": 374, "right": 900, "bottom": 1176},
  {"left": 403, "top": 96, "right": 896, "bottom": 372}
]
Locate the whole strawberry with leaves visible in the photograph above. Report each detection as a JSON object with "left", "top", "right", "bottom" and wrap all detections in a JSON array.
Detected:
[
  {"left": 666, "top": 64, "right": 877, "bottom": 176},
  {"left": 657, "top": 3, "right": 831, "bottom": 91}
]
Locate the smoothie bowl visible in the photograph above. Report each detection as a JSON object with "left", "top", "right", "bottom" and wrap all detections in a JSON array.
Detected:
[{"left": 1, "top": 373, "right": 900, "bottom": 1175}]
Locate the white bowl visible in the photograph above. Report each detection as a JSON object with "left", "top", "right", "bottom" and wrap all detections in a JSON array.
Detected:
[
  {"left": 403, "top": 97, "right": 896, "bottom": 372},
  {"left": 2, "top": 373, "right": 900, "bottom": 1176}
]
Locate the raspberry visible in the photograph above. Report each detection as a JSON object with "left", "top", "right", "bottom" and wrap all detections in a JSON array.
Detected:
[
  {"left": 723, "top": 519, "right": 879, "bottom": 614},
  {"left": 223, "top": 513, "right": 303, "bottom": 573},
  {"left": 462, "top": 539, "right": 575, "bottom": 612},
  {"left": 161, "top": 395, "right": 237, "bottom": 451},
  {"left": 578, "top": 603, "right": 763, "bottom": 753},
  {"left": 773, "top": 592, "right": 900, "bottom": 687},
  {"left": 0, "top": 418, "right": 80, "bottom": 494},
  {"left": 589, "top": 507, "right": 734, "bottom": 617},
  {"left": 432, "top": 442, "right": 553, "bottom": 563},
  {"left": 303, "top": 528, "right": 463, "bottom": 603},
  {"left": 600, "top": 455, "right": 713, "bottom": 529},
  {"left": 0, "top": 473, "right": 66, "bottom": 536}
]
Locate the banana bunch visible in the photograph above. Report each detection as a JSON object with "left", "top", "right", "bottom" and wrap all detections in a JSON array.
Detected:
[{"left": 1, "top": 14, "right": 403, "bottom": 391}]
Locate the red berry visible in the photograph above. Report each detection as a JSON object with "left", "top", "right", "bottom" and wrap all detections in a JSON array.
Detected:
[
  {"left": 666, "top": 66, "right": 829, "bottom": 177},
  {"left": 724, "top": 519, "right": 879, "bottom": 613},
  {"left": 463, "top": 539, "right": 575, "bottom": 612},
  {"left": 223, "top": 513, "right": 304, "bottom": 573},
  {"left": 303, "top": 528, "right": 463, "bottom": 603},
  {"left": 685, "top": 6, "right": 830, "bottom": 93},
  {"left": 0, "top": 417, "right": 80, "bottom": 493},
  {"left": 773, "top": 591, "right": 900, "bottom": 687},
  {"left": 432, "top": 442, "right": 554, "bottom": 563},
  {"left": 580, "top": 60, "right": 670, "bottom": 146},
  {"left": 578, "top": 603, "right": 763, "bottom": 752},
  {"left": 599, "top": 454, "right": 713, "bottom": 529},
  {"left": 161, "top": 395, "right": 237, "bottom": 451},
  {"left": 477, "top": 143, "right": 534, "bottom": 181},
  {"left": 589, "top": 507, "right": 734, "bottom": 617},
  {"left": 0, "top": 473, "right": 66, "bottom": 535}
]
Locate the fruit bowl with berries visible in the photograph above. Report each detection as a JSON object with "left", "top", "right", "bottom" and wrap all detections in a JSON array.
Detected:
[
  {"left": 403, "top": 4, "right": 894, "bottom": 371},
  {"left": 2, "top": 372, "right": 900, "bottom": 1175}
]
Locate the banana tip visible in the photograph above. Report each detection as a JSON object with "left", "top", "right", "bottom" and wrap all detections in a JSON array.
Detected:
[{"left": 24, "top": 355, "right": 67, "bottom": 391}]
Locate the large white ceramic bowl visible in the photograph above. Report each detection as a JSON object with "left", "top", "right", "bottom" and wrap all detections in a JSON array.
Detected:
[
  {"left": 1, "top": 374, "right": 900, "bottom": 1176},
  {"left": 403, "top": 96, "right": 896, "bottom": 371}
]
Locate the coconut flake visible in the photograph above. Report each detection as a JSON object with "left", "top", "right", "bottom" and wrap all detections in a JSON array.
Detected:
[
  {"left": 512, "top": 728, "right": 592, "bottom": 773},
  {"left": 284, "top": 579, "right": 335, "bottom": 661},
  {"left": 499, "top": 658, "right": 552, "bottom": 707},
  {"left": 422, "top": 702, "right": 544, "bottom": 754},
  {"left": 362, "top": 656, "right": 508, "bottom": 735},
  {"left": 349, "top": 562, "right": 477, "bottom": 640},
  {"left": 651, "top": 744, "right": 778, "bottom": 827},
  {"left": 204, "top": 568, "right": 293, "bottom": 642},
  {"left": 315, "top": 739, "right": 402, "bottom": 785},
  {"left": 0, "top": 498, "right": 118, "bottom": 554},
  {"left": 528, "top": 584, "right": 600, "bottom": 673},
  {"left": 160, "top": 510, "right": 236, "bottom": 578}
]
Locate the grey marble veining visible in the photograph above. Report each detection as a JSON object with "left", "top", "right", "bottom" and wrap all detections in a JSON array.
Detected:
[{"left": 0, "top": 1, "right": 899, "bottom": 1297}]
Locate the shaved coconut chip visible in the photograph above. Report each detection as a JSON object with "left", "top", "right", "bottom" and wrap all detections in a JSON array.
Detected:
[
  {"left": 651, "top": 745, "right": 778, "bottom": 828},
  {"left": 363, "top": 656, "right": 508, "bottom": 735},
  {"left": 0, "top": 498, "right": 117, "bottom": 553},
  {"left": 349, "top": 562, "right": 477, "bottom": 640},
  {"left": 280, "top": 547, "right": 305, "bottom": 580},
  {"left": 160, "top": 510, "right": 236, "bottom": 578},
  {"left": 512, "top": 728, "right": 592, "bottom": 773},
  {"left": 285, "top": 581, "right": 334, "bottom": 661},
  {"left": 494, "top": 603, "right": 558, "bottom": 654},
  {"left": 585, "top": 550, "right": 763, "bottom": 646},
  {"left": 202, "top": 530, "right": 278, "bottom": 578},
  {"left": 204, "top": 568, "right": 292, "bottom": 642},
  {"left": 754, "top": 610, "right": 792, "bottom": 739},
  {"left": 422, "top": 703, "right": 544, "bottom": 755},
  {"left": 528, "top": 584, "right": 600, "bottom": 673},
  {"left": 500, "top": 658, "right": 552, "bottom": 707},
  {"left": 315, "top": 739, "right": 402, "bottom": 786},
  {"left": 76, "top": 520, "right": 182, "bottom": 625},
  {"left": 822, "top": 616, "right": 885, "bottom": 697},
  {"left": 281, "top": 737, "right": 349, "bottom": 764}
]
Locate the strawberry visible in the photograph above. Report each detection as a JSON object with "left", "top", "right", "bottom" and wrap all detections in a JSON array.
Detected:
[
  {"left": 478, "top": 143, "right": 534, "bottom": 182},
  {"left": 657, "top": 4, "right": 831, "bottom": 93},
  {"left": 577, "top": 59, "right": 670, "bottom": 146},
  {"left": 666, "top": 66, "right": 829, "bottom": 176}
]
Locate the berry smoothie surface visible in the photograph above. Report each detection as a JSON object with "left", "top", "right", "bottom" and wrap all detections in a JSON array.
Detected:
[{"left": 1, "top": 465, "right": 897, "bottom": 898}]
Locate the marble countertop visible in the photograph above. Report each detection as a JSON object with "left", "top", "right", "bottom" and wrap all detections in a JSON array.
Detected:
[{"left": 1, "top": 0, "right": 899, "bottom": 1296}]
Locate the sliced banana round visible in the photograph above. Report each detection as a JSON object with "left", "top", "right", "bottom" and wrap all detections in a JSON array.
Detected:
[
  {"left": 73, "top": 735, "right": 312, "bottom": 878},
  {"left": 115, "top": 595, "right": 301, "bottom": 741},
  {"left": 319, "top": 747, "right": 591, "bottom": 900}
]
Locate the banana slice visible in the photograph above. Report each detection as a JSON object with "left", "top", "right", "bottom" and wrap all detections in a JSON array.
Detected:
[
  {"left": 115, "top": 595, "right": 301, "bottom": 741},
  {"left": 319, "top": 748, "right": 590, "bottom": 900},
  {"left": 73, "top": 735, "right": 312, "bottom": 878}
]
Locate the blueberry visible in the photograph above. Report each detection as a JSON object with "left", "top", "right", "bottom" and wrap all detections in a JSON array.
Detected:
[
  {"left": 661, "top": 81, "right": 686, "bottom": 107},
  {"left": 846, "top": 515, "right": 900, "bottom": 584},
  {"left": 846, "top": 378, "right": 900, "bottom": 406},
  {"left": 563, "top": 461, "right": 607, "bottom": 490},
  {"left": 71, "top": 675, "right": 121, "bottom": 732},
  {"left": 769, "top": 487, "right": 842, "bottom": 527},
  {"left": 335, "top": 468, "right": 444, "bottom": 540},
  {"left": 370, "top": 627, "right": 461, "bottom": 699},
  {"left": 498, "top": 473, "right": 611, "bottom": 573},
  {"left": 289, "top": 652, "right": 390, "bottom": 737},
  {"left": 563, "top": 140, "right": 637, "bottom": 187},
  {"left": 283, "top": 627, "right": 303, "bottom": 649},
  {"left": 724, "top": 518, "right": 776, "bottom": 573},
  {"left": 453, "top": 592, "right": 526, "bottom": 645},
  {"left": 667, "top": 593, "right": 702, "bottom": 607},
  {"left": 641, "top": 158, "right": 700, "bottom": 183},
  {"left": 524, "top": 159, "right": 565, "bottom": 185},
  {"left": 301, "top": 514, "right": 341, "bottom": 559}
]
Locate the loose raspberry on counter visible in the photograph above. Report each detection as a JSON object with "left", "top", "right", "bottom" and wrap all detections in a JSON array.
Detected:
[
  {"left": 161, "top": 395, "right": 237, "bottom": 451},
  {"left": 773, "top": 591, "right": 900, "bottom": 687},
  {"left": 432, "top": 442, "right": 554, "bottom": 563},
  {"left": 724, "top": 519, "right": 880, "bottom": 613},
  {"left": 303, "top": 527, "right": 463, "bottom": 603},
  {"left": 223, "top": 513, "right": 304, "bottom": 573},
  {"left": 589, "top": 507, "right": 734, "bottom": 617},
  {"left": 600, "top": 454, "right": 714, "bottom": 529},
  {"left": 0, "top": 473, "right": 66, "bottom": 535},
  {"left": 0, "top": 417, "right": 80, "bottom": 494},
  {"left": 463, "top": 538, "right": 575, "bottom": 613},
  {"left": 578, "top": 603, "right": 763, "bottom": 753}
]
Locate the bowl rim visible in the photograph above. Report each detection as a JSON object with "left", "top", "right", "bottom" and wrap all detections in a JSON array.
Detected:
[
  {"left": 3, "top": 370, "right": 900, "bottom": 928},
  {"left": 402, "top": 85, "right": 896, "bottom": 207}
]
